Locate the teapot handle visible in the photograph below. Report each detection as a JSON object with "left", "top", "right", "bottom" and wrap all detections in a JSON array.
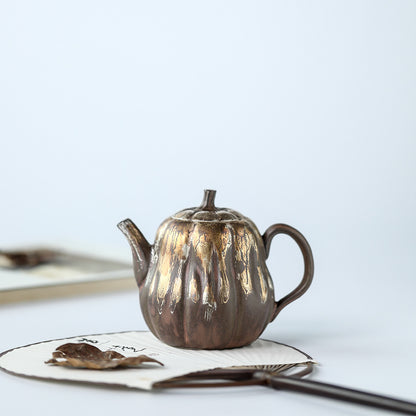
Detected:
[{"left": 262, "top": 224, "right": 314, "bottom": 322}]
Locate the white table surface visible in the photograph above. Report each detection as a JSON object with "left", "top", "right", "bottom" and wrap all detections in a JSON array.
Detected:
[{"left": 1, "top": 263, "right": 415, "bottom": 416}]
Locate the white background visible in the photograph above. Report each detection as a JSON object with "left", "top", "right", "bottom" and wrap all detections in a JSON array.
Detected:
[{"left": 1, "top": 1, "right": 415, "bottom": 415}]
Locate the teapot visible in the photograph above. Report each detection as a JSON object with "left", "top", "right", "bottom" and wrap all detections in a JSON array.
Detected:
[{"left": 118, "top": 190, "right": 314, "bottom": 349}]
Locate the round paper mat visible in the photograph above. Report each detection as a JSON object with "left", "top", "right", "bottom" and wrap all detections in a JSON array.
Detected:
[{"left": 0, "top": 331, "right": 313, "bottom": 391}]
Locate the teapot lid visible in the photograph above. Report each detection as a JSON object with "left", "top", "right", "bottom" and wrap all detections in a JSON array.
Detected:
[{"left": 172, "top": 190, "right": 247, "bottom": 222}]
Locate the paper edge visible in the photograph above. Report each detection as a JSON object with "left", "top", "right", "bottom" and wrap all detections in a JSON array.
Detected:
[{"left": 0, "top": 331, "right": 314, "bottom": 391}]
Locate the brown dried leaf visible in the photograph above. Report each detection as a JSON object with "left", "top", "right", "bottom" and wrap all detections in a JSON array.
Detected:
[{"left": 45, "top": 343, "right": 163, "bottom": 370}]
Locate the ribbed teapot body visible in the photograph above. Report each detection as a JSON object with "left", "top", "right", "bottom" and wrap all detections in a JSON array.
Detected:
[{"left": 139, "top": 211, "right": 275, "bottom": 349}]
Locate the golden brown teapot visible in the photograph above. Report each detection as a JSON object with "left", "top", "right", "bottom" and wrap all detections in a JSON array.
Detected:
[{"left": 118, "top": 190, "right": 314, "bottom": 349}]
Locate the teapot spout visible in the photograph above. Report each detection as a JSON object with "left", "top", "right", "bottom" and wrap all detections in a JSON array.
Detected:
[{"left": 117, "top": 219, "right": 151, "bottom": 288}]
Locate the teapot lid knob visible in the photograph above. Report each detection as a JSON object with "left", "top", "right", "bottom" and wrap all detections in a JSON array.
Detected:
[{"left": 200, "top": 189, "right": 217, "bottom": 211}]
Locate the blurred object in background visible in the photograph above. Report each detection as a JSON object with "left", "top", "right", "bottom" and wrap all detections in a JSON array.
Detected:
[{"left": 0, "top": 244, "right": 135, "bottom": 304}]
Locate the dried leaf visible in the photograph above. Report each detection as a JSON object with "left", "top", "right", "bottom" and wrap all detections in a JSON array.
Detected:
[{"left": 45, "top": 343, "right": 163, "bottom": 370}]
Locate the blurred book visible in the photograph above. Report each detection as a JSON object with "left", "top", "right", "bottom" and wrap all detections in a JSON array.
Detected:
[{"left": 0, "top": 245, "right": 136, "bottom": 303}]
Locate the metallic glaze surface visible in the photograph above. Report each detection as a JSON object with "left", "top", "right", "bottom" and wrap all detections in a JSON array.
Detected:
[
  {"left": 118, "top": 190, "right": 314, "bottom": 349},
  {"left": 140, "top": 217, "right": 275, "bottom": 349}
]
